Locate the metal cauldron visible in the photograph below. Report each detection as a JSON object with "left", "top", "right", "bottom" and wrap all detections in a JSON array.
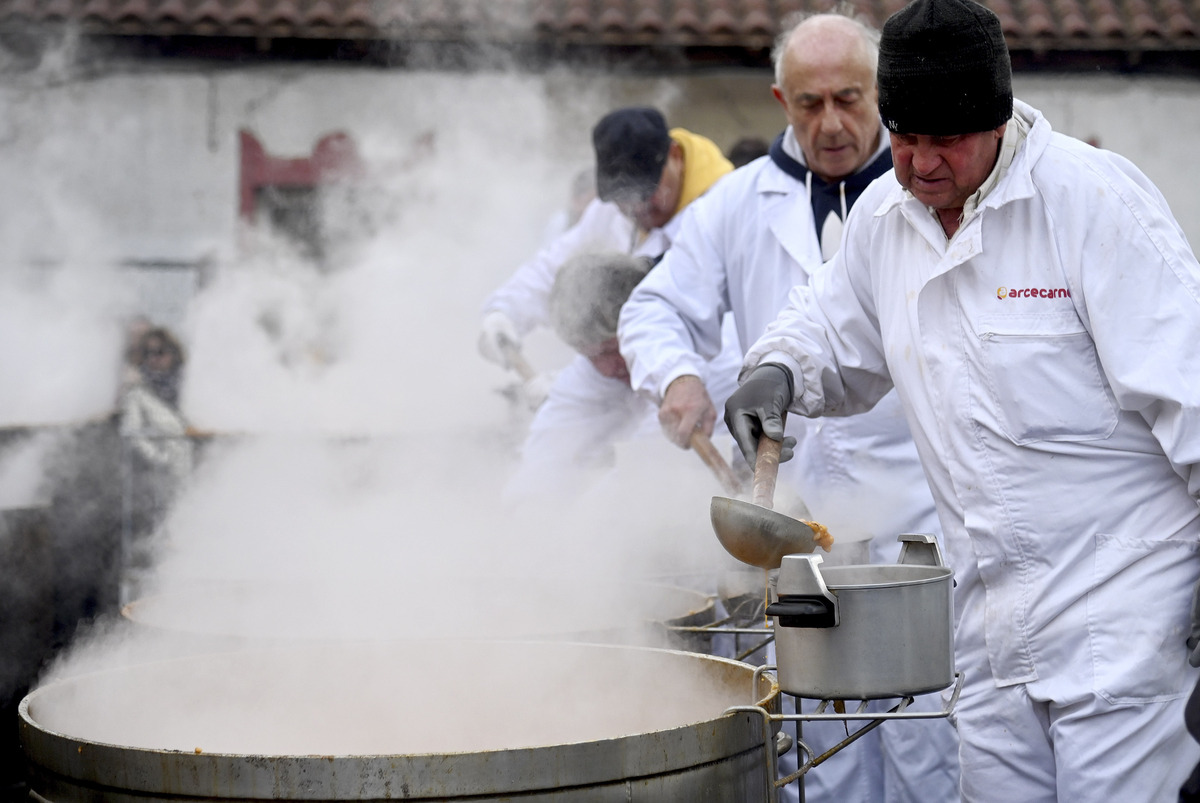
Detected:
[
  {"left": 21, "top": 640, "right": 778, "bottom": 801},
  {"left": 766, "top": 533, "right": 955, "bottom": 699}
]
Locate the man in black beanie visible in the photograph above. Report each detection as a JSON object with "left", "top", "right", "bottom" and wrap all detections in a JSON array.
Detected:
[
  {"left": 723, "top": 0, "right": 1200, "bottom": 800},
  {"left": 876, "top": 0, "right": 1013, "bottom": 237}
]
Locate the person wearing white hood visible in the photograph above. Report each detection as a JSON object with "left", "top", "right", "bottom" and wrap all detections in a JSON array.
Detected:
[
  {"left": 725, "top": 0, "right": 1200, "bottom": 799},
  {"left": 618, "top": 12, "right": 960, "bottom": 803}
]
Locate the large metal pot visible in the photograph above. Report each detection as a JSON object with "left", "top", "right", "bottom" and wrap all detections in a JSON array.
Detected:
[
  {"left": 21, "top": 640, "right": 778, "bottom": 802},
  {"left": 766, "top": 533, "right": 954, "bottom": 699}
]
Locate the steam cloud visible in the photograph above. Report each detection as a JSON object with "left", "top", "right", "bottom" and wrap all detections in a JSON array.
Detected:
[{"left": 2, "top": 34, "right": 748, "bottom": 760}]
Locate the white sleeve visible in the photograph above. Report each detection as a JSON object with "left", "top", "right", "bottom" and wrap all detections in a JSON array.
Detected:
[
  {"left": 618, "top": 202, "right": 731, "bottom": 401},
  {"left": 1062, "top": 153, "right": 1200, "bottom": 497},
  {"left": 744, "top": 206, "right": 892, "bottom": 419}
]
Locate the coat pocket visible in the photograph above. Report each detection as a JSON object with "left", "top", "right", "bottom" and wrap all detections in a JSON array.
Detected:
[
  {"left": 974, "top": 313, "right": 1118, "bottom": 444},
  {"left": 1089, "top": 534, "right": 1197, "bottom": 704}
]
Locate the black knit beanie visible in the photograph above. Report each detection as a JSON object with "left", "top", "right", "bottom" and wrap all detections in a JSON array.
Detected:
[{"left": 878, "top": 0, "right": 1012, "bottom": 136}]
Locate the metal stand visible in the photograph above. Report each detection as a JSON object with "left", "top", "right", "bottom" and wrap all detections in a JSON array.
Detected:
[
  {"left": 724, "top": 667, "right": 964, "bottom": 803},
  {"left": 669, "top": 616, "right": 775, "bottom": 660}
]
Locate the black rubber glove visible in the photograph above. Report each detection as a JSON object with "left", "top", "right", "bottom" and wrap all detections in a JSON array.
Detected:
[
  {"left": 724, "top": 363, "right": 797, "bottom": 469},
  {"left": 1187, "top": 579, "right": 1200, "bottom": 668}
]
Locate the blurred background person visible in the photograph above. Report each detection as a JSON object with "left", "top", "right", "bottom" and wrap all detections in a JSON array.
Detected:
[
  {"left": 477, "top": 107, "right": 733, "bottom": 415},
  {"left": 119, "top": 325, "right": 193, "bottom": 602},
  {"left": 725, "top": 135, "right": 770, "bottom": 167}
]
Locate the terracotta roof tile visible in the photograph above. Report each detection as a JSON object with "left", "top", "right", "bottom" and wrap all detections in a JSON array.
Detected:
[
  {"left": 669, "top": 0, "right": 704, "bottom": 36},
  {"left": 1085, "top": 0, "right": 1126, "bottom": 37},
  {"left": 742, "top": 0, "right": 776, "bottom": 37},
  {"left": 1051, "top": 0, "right": 1090, "bottom": 38},
  {"left": 632, "top": 3, "right": 666, "bottom": 36},
  {"left": 1162, "top": 0, "right": 1198, "bottom": 34},
  {"left": 561, "top": 0, "right": 591, "bottom": 34},
  {"left": 0, "top": 0, "right": 1197, "bottom": 56},
  {"left": 705, "top": 6, "right": 739, "bottom": 36},
  {"left": 597, "top": 0, "right": 629, "bottom": 34},
  {"left": 1125, "top": 0, "right": 1163, "bottom": 36}
]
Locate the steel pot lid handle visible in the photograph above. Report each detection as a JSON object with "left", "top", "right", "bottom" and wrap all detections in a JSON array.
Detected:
[{"left": 897, "top": 533, "right": 947, "bottom": 568}]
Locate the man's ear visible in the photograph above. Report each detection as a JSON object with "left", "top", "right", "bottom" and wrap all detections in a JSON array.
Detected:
[{"left": 771, "top": 84, "right": 787, "bottom": 109}]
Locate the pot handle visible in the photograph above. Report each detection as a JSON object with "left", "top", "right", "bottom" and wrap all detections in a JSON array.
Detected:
[
  {"left": 897, "top": 532, "right": 946, "bottom": 568},
  {"left": 767, "top": 554, "right": 839, "bottom": 628},
  {"left": 765, "top": 597, "right": 837, "bottom": 628}
]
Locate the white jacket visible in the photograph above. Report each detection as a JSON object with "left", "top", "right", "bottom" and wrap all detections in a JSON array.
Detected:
[
  {"left": 619, "top": 136, "right": 939, "bottom": 545},
  {"left": 747, "top": 100, "right": 1200, "bottom": 701},
  {"left": 120, "top": 381, "right": 193, "bottom": 482}
]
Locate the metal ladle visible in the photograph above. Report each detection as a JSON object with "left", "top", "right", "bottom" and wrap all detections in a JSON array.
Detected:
[{"left": 709, "top": 431, "right": 820, "bottom": 570}]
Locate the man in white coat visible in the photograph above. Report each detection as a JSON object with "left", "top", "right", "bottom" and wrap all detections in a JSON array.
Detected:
[
  {"left": 498, "top": 109, "right": 738, "bottom": 500},
  {"left": 725, "top": 0, "right": 1200, "bottom": 800},
  {"left": 477, "top": 107, "right": 733, "bottom": 410},
  {"left": 617, "top": 12, "right": 960, "bottom": 802}
]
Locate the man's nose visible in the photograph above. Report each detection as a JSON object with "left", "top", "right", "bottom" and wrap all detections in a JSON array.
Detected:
[
  {"left": 819, "top": 102, "right": 844, "bottom": 135},
  {"left": 911, "top": 145, "right": 941, "bottom": 174}
]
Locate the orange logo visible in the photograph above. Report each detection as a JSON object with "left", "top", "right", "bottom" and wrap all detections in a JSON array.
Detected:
[{"left": 997, "top": 287, "right": 1009, "bottom": 299}]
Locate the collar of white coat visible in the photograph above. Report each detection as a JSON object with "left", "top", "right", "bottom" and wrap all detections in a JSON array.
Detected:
[
  {"left": 780, "top": 122, "right": 892, "bottom": 173},
  {"left": 960, "top": 108, "right": 1030, "bottom": 221},
  {"left": 875, "top": 99, "right": 1046, "bottom": 225},
  {"left": 757, "top": 123, "right": 892, "bottom": 195}
]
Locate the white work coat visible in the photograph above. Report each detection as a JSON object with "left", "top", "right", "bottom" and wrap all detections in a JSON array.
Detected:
[
  {"left": 620, "top": 143, "right": 939, "bottom": 546},
  {"left": 747, "top": 100, "right": 1200, "bottom": 710}
]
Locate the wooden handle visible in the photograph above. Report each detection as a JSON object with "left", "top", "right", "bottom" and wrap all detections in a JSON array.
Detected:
[
  {"left": 689, "top": 430, "right": 742, "bottom": 497},
  {"left": 498, "top": 340, "right": 538, "bottom": 383},
  {"left": 751, "top": 434, "right": 782, "bottom": 510}
]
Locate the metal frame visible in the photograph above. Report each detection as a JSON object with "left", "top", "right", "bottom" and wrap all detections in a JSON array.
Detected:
[
  {"left": 723, "top": 666, "right": 963, "bottom": 803},
  {"left": 668, "top": 614, "right": 776, "bottom": 661}
]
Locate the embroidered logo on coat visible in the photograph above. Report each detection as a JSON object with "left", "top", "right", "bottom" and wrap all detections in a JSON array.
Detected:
[{"left": 997, "top": 286, "right": 1071, "bottom": 300}]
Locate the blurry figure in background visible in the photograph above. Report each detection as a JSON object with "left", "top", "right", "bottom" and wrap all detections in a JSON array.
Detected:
[
  {"left": 503, "top": 251, "right": 740, "bottom": 504},
  {"left": 725, "top": 135, "right": 770, "bottom": 167},
  {"left": 119, "top": 326, "right": 194, "bottom": 601},
  {"left": 538, "top": 167, "right": 597, "bottom": 246},
  {"left": 618, "top": 11, "right": 960, "bottom": 803},
  {"left": 478, "top": 107, "right": 734, "bottom": 414},
  {"left": 121, "top": 314, "right": 153, "bottom": 383}
]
